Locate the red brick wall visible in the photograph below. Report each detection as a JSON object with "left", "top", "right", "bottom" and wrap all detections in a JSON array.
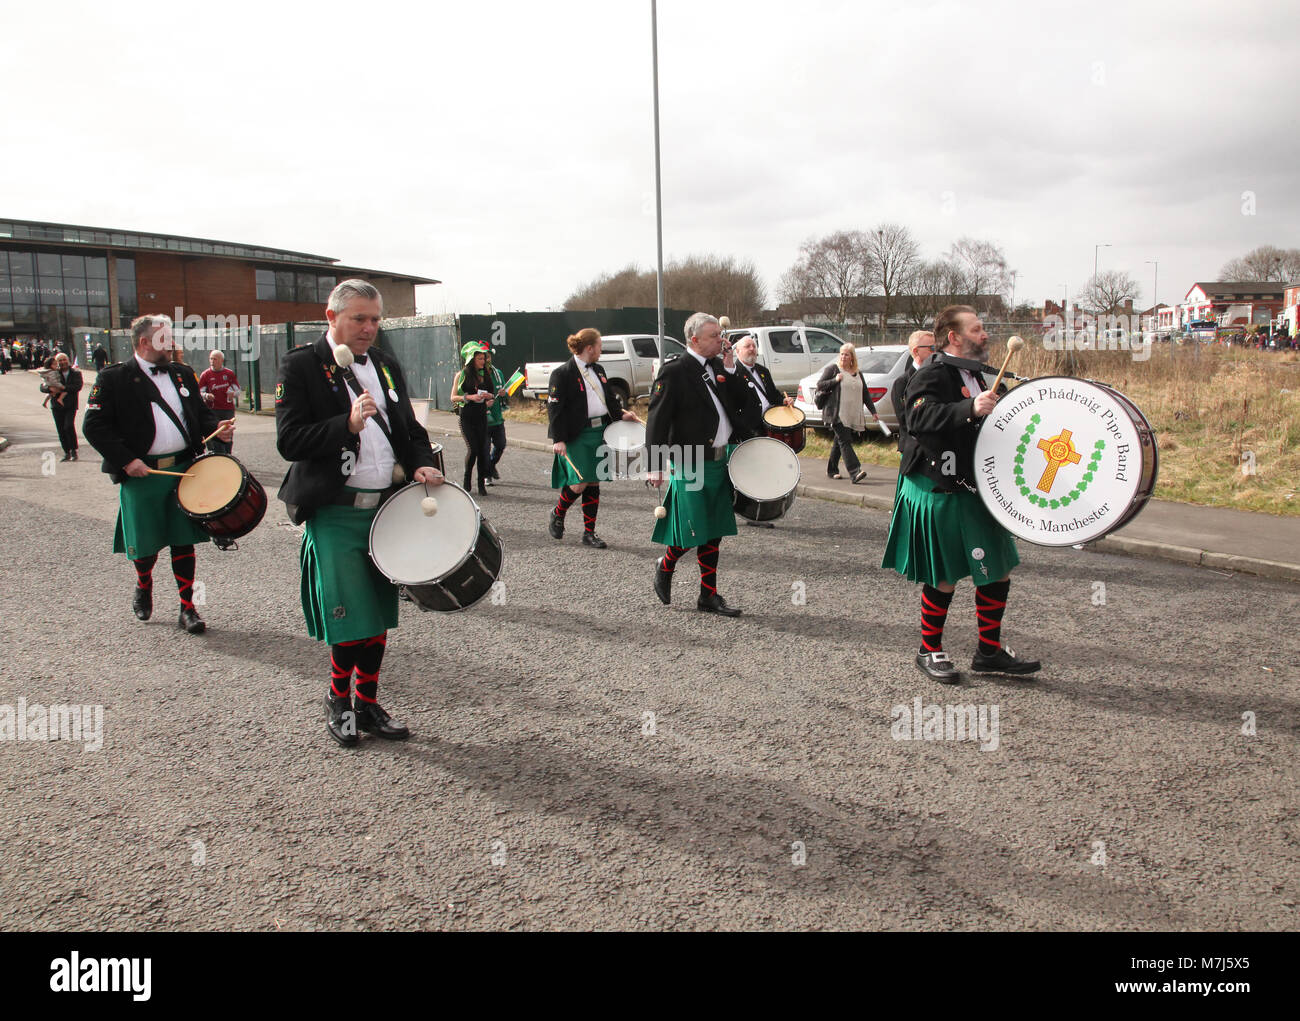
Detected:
[{"left": 133, "top": 254, "right": 417, "bottom": 323}]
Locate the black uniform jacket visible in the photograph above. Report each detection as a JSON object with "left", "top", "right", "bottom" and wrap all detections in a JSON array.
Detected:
[
  {"left": 890, "top": 358, "right": 920, "bottom": 451},
  {"left": 275, "top": 334, "right": 439, "bottom": 512},
  {"left": 814, "top": 363, "right": 878, "bottom": 425},
  {"left": 82, "top": 358, "right": 219, "bottom": 483},
  {"left": 546, "top": 358, "right": 628, "bottom": 443},
  {"left": 899, "top": 351, "right": 1006, "bottom": 492},
  {"left": 734, "top": 360, "right": 784, "bottom": 436},
  {"left": 645, "top": 351, "right": 753, "bottom": 470}
]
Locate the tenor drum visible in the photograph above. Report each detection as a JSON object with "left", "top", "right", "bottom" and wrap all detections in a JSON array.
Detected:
[
  {"left": 601, "top": 420, "right": 646, "bottom": 480},
  {"left": 176, "top": 453, "right": 268, "bottom": 539},
  {"left": 762, "top": 403, "right": 807, "bottom": 453},
  {"left": 973, "top": 376, "right": 1157, "bottom": 547},
  {"left": 729, "top": 436, "right": 801, "bottom": 522},
  {"left": 368, "top": 482, "right": 503, "bottom": 612}
]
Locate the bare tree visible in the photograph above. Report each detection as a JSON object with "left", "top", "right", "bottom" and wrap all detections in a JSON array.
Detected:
[
  {"left": 947, "top": 237, "right": 1012, "bottom": 312},
  {"left": 864, "top": 223, "right": 919, "bottom": 327},
  {"left": 776, "top": 263, "right": 818, "bottom": 320},
  {"left": 564, "top": 256, "right": 765, "bottom": 321},
  {"left": 898, "top": 259, "right": 966, "bottom": 326},
  {"left": 1219, "top": 245, "right": 1300, "bottom": 282},
  {"left": 782, "top": 231, "right": 874, "bottom": 322},
  {"left": 1079, "top": 269, "right": 1141, "bottom": 315}
]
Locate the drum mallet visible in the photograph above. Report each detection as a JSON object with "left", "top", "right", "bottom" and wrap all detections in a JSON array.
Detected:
[
  {"left": 989, "top": 336, "right": 1024, "bottom": 394},
  {"left": 645, "top": 478, "right": 667, "bottom": 520},
  {"left": 420, "top": 482, "right": 439, "bottom": 517},
  {"left": 146, "top": 468, "right": 194, "bottom": 478}
]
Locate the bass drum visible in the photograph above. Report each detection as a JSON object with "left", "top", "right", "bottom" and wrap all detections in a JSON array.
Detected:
[
  {"left": 973, "top": 376, "right": 1157, "bottom": 547},
  {"left": 176, "top": 453, "right": 268, "bottom": 539},
  {"left": 729, "top": 436, "right": 801, "bottom": 522},
  {"left": 369, "top": 482, "right": 503, "bottom": 611}
]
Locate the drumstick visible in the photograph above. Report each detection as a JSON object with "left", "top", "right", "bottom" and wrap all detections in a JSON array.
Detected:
[
  {"left": 146, "top": 468, "right": 194, "bottom": 477},
  {"left": 200, "top": 424, "right": 230, "bottom": 445},
  {"left": 989, "top": 336, "right": 1024, "bottom": 394},
  {"left": 563, "top": 453, "right": 584, "bottom": 481}
]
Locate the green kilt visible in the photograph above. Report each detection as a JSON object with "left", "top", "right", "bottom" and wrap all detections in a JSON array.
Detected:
[
  {"left": 551, "top": 424, "right": 604, "bottom": 488},
  {"left": 651, "top": 450, "right": 737, "bottom": 548},
  {"left": 300, "top": 500, "right": 399, "bottom": 644},
  {"left": 113, "top": 454, "right": 209, "bottom": 559},
  {"left": 881, "top": 473, "right": 1020, "bottom": 586}
]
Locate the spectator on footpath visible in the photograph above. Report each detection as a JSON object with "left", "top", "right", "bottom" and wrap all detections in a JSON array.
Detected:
[
  {"left": 815, "top": 342, "right": 880, "bottom": 483},
  {"left": 1, "top": 343, "right": 10, "bottom": 374},
  {"left": 199, "top": 350, "right": 240, "bottom": 454},
  {"left": 891, "top": 330, "right": 935, "bottom": 452},
  {"left": 92, "top": 344, "right": 109, "bottom": 371}
]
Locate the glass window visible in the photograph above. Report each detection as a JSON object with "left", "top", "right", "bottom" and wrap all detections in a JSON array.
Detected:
[
  {"left": 255, "top": 269, "right": 275, "bottom": 300},
  {"left": 767, "top": 329, "right": 801, "bottom": 354},
  {"left": 116, "top": 257, "right": 135, "bottom": 281},
  {"left": 89, "top": 307, "right": 110, "bottom": 328},
  {"left": 11, "top": 276, "right": 35, "bottom": 303},
  {"left": 275, "top": 271, "right": 295, "bottom": 302},
  {"left": 9, "top": 251, "right": 33, "bottom": 275},
  {"left": 631, "top": 337, "right": 660, "bottom": 358},
  {"left": 38, "top": 253, "right": 62, "bottom": 277},
  {"left": 601, "top": 338, "right": 624, "bottom": 354},
  {"left": 857, "top": 349, "right": 903, "bottom": 374},
  {"left": 318, "top": 275, "right": 335, "bottom": 298},
  {"left": 64, "top": 305, "right": 90, "bottom": 327},
  {"left": 0, "top": 253, "right": 8, "bottom": 280},
  {"left": 85, "top": 256, "right": 108, "bottom": 279},
  {"left": 805, "top": 330, "right": 843, "bottom": 354},
  {"left": 12, "top": 302, "right": 35, "bottom": 324},
  {"left": 296, "top": 272, "right": 317, "bottom": 302}
]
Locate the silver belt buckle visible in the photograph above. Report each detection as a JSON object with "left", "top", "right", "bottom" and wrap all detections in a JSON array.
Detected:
[
  {"left": 353, "top": 491, "right": 381, "bottom": 509},
  {"left": 156, "top": 455, "right": 176, "bottom": 468},
  {"left": 590, "top": 416, "right": 603, "bottom": 428}
]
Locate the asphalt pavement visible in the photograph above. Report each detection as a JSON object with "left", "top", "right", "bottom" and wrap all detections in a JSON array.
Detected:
[{"left": 1, "top": 374, "right": 1298, "bottom": 931}]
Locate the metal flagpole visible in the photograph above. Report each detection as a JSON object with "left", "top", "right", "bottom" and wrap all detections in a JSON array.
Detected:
[{"left": 651, "top": 0, "right": 665, "bottom": 361}]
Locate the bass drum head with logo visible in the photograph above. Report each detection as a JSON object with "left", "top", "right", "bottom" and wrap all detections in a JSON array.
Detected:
[
  {"left": 728, "top": 436, "right": 800, "bottom": 521},
  {"left": 974, "top": 376, "right": 1157, "bottom": 547}
]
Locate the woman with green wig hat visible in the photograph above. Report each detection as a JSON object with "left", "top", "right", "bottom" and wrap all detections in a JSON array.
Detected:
[{"left": 450, "top": 340, "right": 494, "bottom": 495}]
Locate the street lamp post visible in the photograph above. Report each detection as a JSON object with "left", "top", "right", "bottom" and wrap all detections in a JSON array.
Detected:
[
  {"left": 1093, "top": 243, "right": 1111, "bottom": 282},
  {"left": 1145, "top": 260, "right": 1158, "bottom": 328}
]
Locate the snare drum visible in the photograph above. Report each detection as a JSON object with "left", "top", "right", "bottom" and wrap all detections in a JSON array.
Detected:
[
  {"left": 601, "top": 420, "right": 646, "bottom": 480},
  {"left": 176, "top": 453, "right": 268, "bottom": 539},
  {"left": 728, "top": 436, "right": 801, "bottom": 522},
  {"left": 762, "top": 403, "right": 806, "bottom": 453},
  {"left": 974, "top": 376, "right": 1157, "bottom": 547},
  {"left": 368, "top": 482, "right": 503, "bottom": 612}
]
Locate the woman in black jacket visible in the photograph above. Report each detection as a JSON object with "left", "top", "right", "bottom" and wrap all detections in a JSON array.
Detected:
[
  {"left": 451, "top": 342, "right": 494, "bottom": 495},
  {"left": 815, "top": 343, "right": 880, "bottom": 483}
]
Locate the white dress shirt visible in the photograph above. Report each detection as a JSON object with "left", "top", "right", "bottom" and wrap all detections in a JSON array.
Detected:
[
  {"left": 135, "top": 353, "right": 189, "bottom": 455},
  {"left": 334, "top": 334, "right": 396, "bottom": 490},
  {"left": 739, "top": 360, "right": 772, "bottom": 414},
  {"left": 688, "top": 348, "right": 733, "bottom": 447},
  {"left": 576, "top": 356, "right": 609, "bottom": 418}
]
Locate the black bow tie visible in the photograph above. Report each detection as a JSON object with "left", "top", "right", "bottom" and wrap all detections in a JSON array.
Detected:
[
  {"left": 149, "top": 364, "right": 168, "bottom": 376},
  {"left": 354, "top": 354, "right": 368, "bottom": 365}
]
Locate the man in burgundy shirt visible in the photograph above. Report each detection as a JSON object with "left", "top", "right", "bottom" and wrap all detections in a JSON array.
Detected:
[{"left": 199, "top": 350, "right": 240, "bottom": 454}]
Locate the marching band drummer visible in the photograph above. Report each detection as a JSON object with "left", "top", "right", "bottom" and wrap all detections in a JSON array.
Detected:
[
  {"left": 82, "top": 314, "right": 235, "bottom": 635},
  {"left": 546, "top": 327, "right": 639, "bottom": 549},
  {"left": 880, "top": 305, "right": 1041, "bottom": 685},
  {"left": 733, "top": 334, "right": 795, "bottom": 529},
  {"left": 275, "top": 279, "right": 444, "bottom": 748},
  {"left": 646, "top": 312, "right": 752, "bottom": 616}
]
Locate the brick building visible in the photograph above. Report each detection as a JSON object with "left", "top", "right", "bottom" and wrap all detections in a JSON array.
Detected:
[{"left": 0, "top": 217, "right": 436, "bottom": 344}]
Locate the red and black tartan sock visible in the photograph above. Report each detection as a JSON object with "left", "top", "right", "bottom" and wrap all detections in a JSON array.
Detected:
[
  {"left": 554, "top": 485, "right": 578, "bottom": 518},
  {"left": 697, "top": 538, "right": 721, "bottom": 597},
  {"left": 975, "top": 580, "right": 1011, "bottom": 655},
  {"left": 132, "top": 554, "right": 158, "bottom": 590},
  {"left": 919, "top": 584, "right": 954, "bottom": 654},
  {"left": 170, "top": 545, "right": 196, "bottom": 611},
  {"left": 581, "top": 485, "right": 600, "bottom": 533},
  {"left": 354, "top": 632, "right": 387, "bottom": 704},
  {"left": 660, "top": 546, "right": 685, "bottom": 573},
  {"left": 329, "top": 639, "right": 365, "bottom": 699}
]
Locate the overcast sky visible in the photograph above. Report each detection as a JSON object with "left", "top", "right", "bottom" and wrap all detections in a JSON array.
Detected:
[{"left": 4, "top": 0, "right": 1297, "bottom": 317}]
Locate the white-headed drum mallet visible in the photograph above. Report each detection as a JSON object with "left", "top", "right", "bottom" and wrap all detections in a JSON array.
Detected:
[{"left": 990, "top": 335, "right": 1024, "bottom": 394}]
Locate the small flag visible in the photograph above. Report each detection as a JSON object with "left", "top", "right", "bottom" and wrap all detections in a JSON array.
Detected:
[{"left": 505, "top": 368, "right": 526, "bottom": 396}]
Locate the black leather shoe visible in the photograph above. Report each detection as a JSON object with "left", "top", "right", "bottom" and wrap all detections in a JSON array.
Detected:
[
  {"left": 851, "top": 469, "right": 869, "bottom": 484},
  {"left": 70, "top": 450, "right": 78, "bottom": 461},
  {"left": 489, "top": 469, "right": 501, "bottom": 480},
  {"left": 178, "top": 607, "right": 206, "bottom": 634},
  {"left": 654, "top": 558, "right": 673, "bottom": 605},
  {"left": 581, "top": 531, "right": 607, "bottom": 548},
  {"left": 745, "top": 520, "right": 775, "bottom": 528},
  {"left": 970, "top": 646, "right": 1041, "bottom": 676},
  {"left": 61, "top": 452, "right": 72, "bottom": 462},
  {"left": 213, "top": 536, "right": 237, "bottom": 551},
  {"left": 132, "top": 586, "right": 152, "bottom": 621},
  {"left": 916, "top": 651, "right": 961, "bottom": 684},
  {"left": 478, "top": 482, "right": 487, "bottom": 496},
  {"left": 325, "top": 696, "right": 359, "bottom": 747},
  {"left": 355, "top": 701, "right": 410, "bottom": 740},
  {"left": 548, "top": 509, "right": 564, "bottom": 539},
  {"left": 697, "top": 593, "right": 742, "bottom": 616}
]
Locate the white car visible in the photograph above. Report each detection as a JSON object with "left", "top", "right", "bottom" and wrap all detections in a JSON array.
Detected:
[{"left": 794, "top": 345, "right": 910, "bottom": 431}]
